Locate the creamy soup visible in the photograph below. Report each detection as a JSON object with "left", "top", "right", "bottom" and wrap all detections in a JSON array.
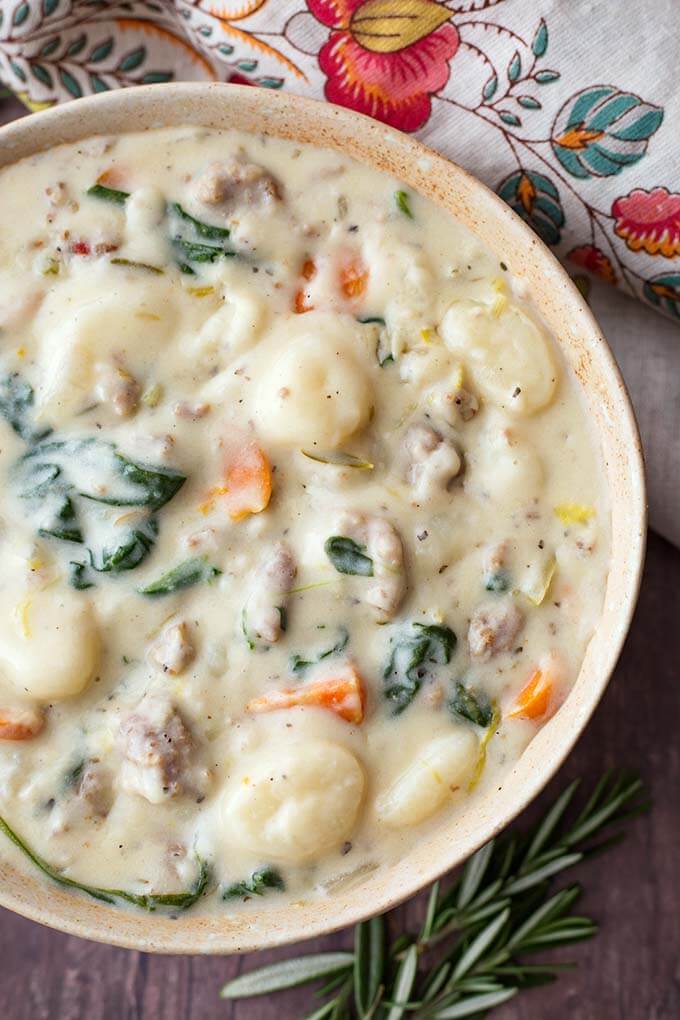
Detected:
[{"left": 0, "top": 127, "right": 608, "bottom": 913}]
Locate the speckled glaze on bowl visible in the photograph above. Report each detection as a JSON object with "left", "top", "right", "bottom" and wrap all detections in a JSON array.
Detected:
[{"left": 0, "top": 83, "right": 646, "bottom": 954}]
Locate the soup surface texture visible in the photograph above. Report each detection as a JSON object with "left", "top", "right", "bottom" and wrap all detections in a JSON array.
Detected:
[{"left": 0, "top": 127, "right": 609, "bottom": 912}]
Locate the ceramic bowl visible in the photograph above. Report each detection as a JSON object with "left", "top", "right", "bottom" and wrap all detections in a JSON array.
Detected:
[{"left": 0, "top": 83, "right": 646, "bottom": 953}]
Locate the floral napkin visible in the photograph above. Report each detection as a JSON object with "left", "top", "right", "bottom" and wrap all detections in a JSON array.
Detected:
[
  {"left": 1, "top": 0, "right": 679, "bottom": 546},
  {"left": 1, "top": 0, "right": 679, "bottom": 321}
]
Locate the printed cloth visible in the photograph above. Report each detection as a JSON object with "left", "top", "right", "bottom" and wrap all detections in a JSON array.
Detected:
[{"left": 0, "top": 0, "right": 679, "bottom": 544}]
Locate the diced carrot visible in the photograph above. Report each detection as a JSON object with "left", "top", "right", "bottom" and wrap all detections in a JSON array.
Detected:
[
  {"left": 223, "top": 442, "right": 272, "bottom": 521},
  {"left": 0, "top": 706, "right": 44, "bottom": 741},
  {"left": 340, "top": 258, "right": 368, "bottom": 300},
  {"left": 508, "top": 669, "right": 553, "bottom": 721},
  {"left": 294, "top": 258, "right": 316, "bottom": 314},
  {"left": 70, "top": 240, "right": 91, "bottom": 256},
  {"left": 294, "top": 289, "right": 314, "bottom": 314},
  {"left": 301, "top": 259, "right": 316, "bottom": 281},
  {"left": 247, "top": 663, "right": 365, "bottom": 724},
  {"left": 97, "top": 167, "right": 129, "bottom": 189}
]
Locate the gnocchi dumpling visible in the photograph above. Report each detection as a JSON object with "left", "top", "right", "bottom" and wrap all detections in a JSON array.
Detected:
[
  {"left": 193, "top": 278, "right": 267, "bottom": 364},
  {"left": 255, "top": 314, "right": 373, "bottom": 449},
  {"left": 440, "top": 300, "right": 558, "bottom": 415},
  {"left": 466, "top": 422, "right": 543, "bottom": 507},
  {"left": 0, "top": 587, "right": 100, "bottom": 701},
  {"left": 32, "top": 269, "right": 175, "bottom": 425},
  {"left": 223, "top": 740, "right": 365, "bottom": 863},
  {"left": 376, "top": 730, "right": 478, "bottom": 827}
]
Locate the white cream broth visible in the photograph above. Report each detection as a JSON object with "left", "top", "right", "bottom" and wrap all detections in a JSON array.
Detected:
[{"left": 0, "top": 127, "right": 608, "bottom": 912}]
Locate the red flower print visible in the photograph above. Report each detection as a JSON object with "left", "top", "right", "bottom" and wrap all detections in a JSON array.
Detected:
[
  {"left": 612, "top": 187, "right": 680, "bottom": 258},
  {"left": 567, "top": 245, "right": 616, "bottom": 285},
  {"left": 307, "top": 0, "right": 460, "bottom": 133}
]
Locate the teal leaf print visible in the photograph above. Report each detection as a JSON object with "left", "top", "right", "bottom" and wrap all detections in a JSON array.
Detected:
[
  {"left": 59, "top": 67, "right": 82, "bottom": 98},
  {"left": 532, "top": 18, "right": 548, "bottom": 57},
  {"left": 90, "top": 73, "right": 108, "bottom": 93},
  {"left": 67, "top": 34, "right": 87, "bottom": 57},
  {"left": 643, "top": 274, "right": 680, "bottom": 320},
  {"left": 507, "top": 51, "right": 521, "bottom": 82},
  {"left": 30, "top": 63, "right": 53, "bottom": 87},
  {"left": 551, "top": 86, "right": 664, "bottom": 179},
  {"left": 219, "top": 44, "right": 234, "bottom": 57},
  {"left": 518, "top": 96, "right": 541, "bottom": 110},
  {"left": 237, "top": 60, "right": 258, "bottom": 72},
  {"left": 10, "top": 61, "right": 26, "bottom": 83},
  {"left": 13, "top": 2, "right": 30, "bottom": 26},
  {"left": 535, "top": 69, "right": 560, "bottom": 84},
  {"left": 118, "top": 47, "right": 146, "bottom": 73},
  {"left": 40, "top": 36, "right": 60, "bottom": 57},
  {"left": 499, "top": 111, "right": 521, "bottom": 127},
  {"left": 482, "top": 74, "right": 498, "bottom": 101},
  {"left": 258, "top": 78, "right": 284, "bottom": 90},
  {"left": 43, "top": 0, "right": 59, "bottom": 13},
  {"left": 141, "top": 71, "right": 174, "bottom": 84},
  {"left": 90, "top": 39, "right": 114, "bottom": 63},
  {"left": 497, "top": 170, "right": 565, "bottom": 246}
]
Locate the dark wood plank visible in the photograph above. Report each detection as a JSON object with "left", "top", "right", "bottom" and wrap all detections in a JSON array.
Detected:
[{"left": 0, "top": 97, "right": 677, "bottom": 1020}]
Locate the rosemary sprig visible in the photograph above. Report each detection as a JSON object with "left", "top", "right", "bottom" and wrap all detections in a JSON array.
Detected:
[{"left": 220, "top": 770, "right": 646, "bottom": 1017}]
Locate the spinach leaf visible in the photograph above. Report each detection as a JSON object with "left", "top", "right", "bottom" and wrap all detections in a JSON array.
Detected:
[
  {"left": 138, "top": 556, "right": 221, "bottom": 596},
  {"left": 86, "top": 183, "right": 130, "bottom": 205},
  {"left": 325, "top": 536, "right": 374, "bottom": 577},
  {"left": 289, "top": 626, "right": 349, "bottom": 675},
  {"left": 395, "top": 190, "right": 414, "bottom": 219},
  {"left": 222, "top": 867, "right": 284, "bottom": 900},
  {"left": 69, "top": 561, "right": 93, "bottom": 590},
  {"left": 88, "top": 451, "right": 186, "bottom": 510},
  {"left": 0, "top": 373, "right": 52, "bottom": 443},
  {"left": 14, "top": 438, "right": 186, "bottom": 579},
  {"left": 357, "top": 317, "right": 386, "bottom": 326},
  {"left": 172, "top": 238, "right": 236, "bottom": 266},
  {"left": 0, "top": 812, "right": 210, "bottom": 912},
  {"left": 91, "top": 516, "right": 158, "bottom": 573},
  {"left": 485, "top": 569, "right": 510, "bottom": 593},
  {"left": 449, "top": 680, "right": 493, "bottom": 728},
  {"left": 383, "top": 622, "right": 457, "bottom": 715},
  {"left": 170, "top": 202, "right": 231, "bottom": 240}
]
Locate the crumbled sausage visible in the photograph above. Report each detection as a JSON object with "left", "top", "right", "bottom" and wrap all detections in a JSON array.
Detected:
[
  {"left": 192, "top": 158, "right": 282, "bottom": 211},
  {"left": 403, "top": 423, "right": 461, "bottom": 501},
  {"left": 173, "top": 400, "right": 211, "bottom": 421},
  {"left": 95, "top": 360, "right": 140, "bottom": 417},
  {"left": 50, "top": 759, "right": 113, "bottom": 834},
  {"left": 336, "top": 511, "right": 406, "bottom": 621},
  {"left": 468, "top": 600, "right": 525, "bottom": 661},
  {"left": 149, "top": 621, "right": 195, "bottom": 676},
  {"left": 244, "top": 541, "right": 297, "bottom": 648},
  {"left": 118, "top": 694, "right": 197, "bottom": 803}
]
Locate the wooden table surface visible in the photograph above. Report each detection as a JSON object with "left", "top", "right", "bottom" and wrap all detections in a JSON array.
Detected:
[{"left": 0, "top": 96, "right": 678, "bottom": 1020}]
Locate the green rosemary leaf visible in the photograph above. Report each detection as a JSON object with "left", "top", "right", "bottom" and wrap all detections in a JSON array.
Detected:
[
  {"left": 503, "top": 852, "right": 583, "bottom": 895},
  {"left": 220, "top": 953, "right": 354, "bottom": 999},
  {"left": 431, "top": 987, "right": 518, "bottom": 1018},
  {"left": 385, "top": 943, "right": 418, "bottom": 1020},
  {"left": 504, "top": 886, "right": 581, "bottom": 952},
  {"left": 421, "top": 962, "right": 452, "bottom": 1003},
  {"left": 563, "top": 776, "right": 644, "bottom": 846},
  {"left": 450, "top": 908, "right": 510, "bottom": 982},
  {"left": 420, "top": 881, "right": 440, "bottom": 941},
  {"left": 354, "top": 915, "right": 385, "bottom": 1018},
  {"left": 523, "top": 779, "right": 580, "bottom": 863},
  {"left": 456, "top": 840, "right": 495, "bottom": 909}
]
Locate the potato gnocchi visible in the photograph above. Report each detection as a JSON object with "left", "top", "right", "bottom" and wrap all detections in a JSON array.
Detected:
[{"left": 0, "top": 127, "right": 609, "bottom": 914}]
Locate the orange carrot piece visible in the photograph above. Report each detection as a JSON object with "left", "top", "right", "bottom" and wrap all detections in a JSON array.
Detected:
[
  {"left": 294, "top": 258, "right": 316, "bottom": 314},
  {"left": 340, "top": 258, "right": 368, "bottom": 300},
  {"left": 247, "top": 664, "right": 365, "bottom": 724},
  {"left": 0, "top": 706, "right": 44, "bottom": 741},
  {"left": 223, "top": 442, "right": 272, "bottom": 521},
  {"left": 508, "top": 669, "right": 553, "bottom": 721},
  {"left": 97, "top": 167, "right": 129, "bottom": 189}
]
